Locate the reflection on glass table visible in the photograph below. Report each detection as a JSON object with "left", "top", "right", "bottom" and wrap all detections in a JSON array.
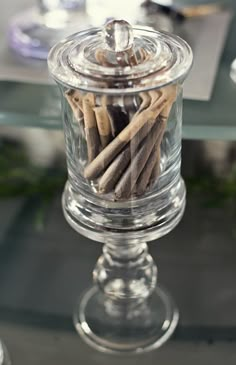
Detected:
[{"left": 8, "top": 0, "right": 88, "bottom": 59}]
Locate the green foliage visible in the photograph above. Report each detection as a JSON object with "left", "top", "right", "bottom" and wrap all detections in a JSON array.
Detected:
[
  {"left": 0, "top": 141, "right": 66, "bottom": 231},
  {"left": 0, "top": 141, "right": 66, "bottom": 198},
  {"left": 186, "top": 169, "right": 236, "bottom": 208}
]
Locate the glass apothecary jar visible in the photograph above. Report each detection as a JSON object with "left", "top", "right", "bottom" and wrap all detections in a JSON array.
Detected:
[{"left": 48, "top": 20, "right": 192, "bottom": 353}]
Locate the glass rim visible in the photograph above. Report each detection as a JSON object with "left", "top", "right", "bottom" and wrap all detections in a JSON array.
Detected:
[{"left": 48, "top": 26, "right": 193, "bottom": 94}]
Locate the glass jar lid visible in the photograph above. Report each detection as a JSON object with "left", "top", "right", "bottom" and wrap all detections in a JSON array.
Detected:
[{"left": 48, "top": 19, "right": 193, "bottom": 94}]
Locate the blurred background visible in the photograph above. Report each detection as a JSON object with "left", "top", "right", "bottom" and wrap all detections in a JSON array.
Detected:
[{"left": 0, "top": 0, "right": 236, "bottom": 364}]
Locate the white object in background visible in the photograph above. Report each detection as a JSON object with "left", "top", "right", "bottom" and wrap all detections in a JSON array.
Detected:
[
  {"left": 86, "top": 0, "right": 141, "bottom": 25},
  {"left": 153, "top": 0, "right": 172, "bottom": 4},
  {"left": 182, "top": 11, "right": 232, "bottom": 100},
  {"left": 230, "top": 58, "right": 236, "bottom": 83}
]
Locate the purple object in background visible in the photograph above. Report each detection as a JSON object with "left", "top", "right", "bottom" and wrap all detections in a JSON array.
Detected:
[
  {"left": 38, "top": 0, "right": 85, "bottom": 10},
  {"left": 8, "top": 0, "right": 88, "bottom": 60}
]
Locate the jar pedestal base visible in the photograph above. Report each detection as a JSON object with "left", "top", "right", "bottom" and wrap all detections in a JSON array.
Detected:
[
  {"left": 63, "top": 181, "right": 183, "bottom": 353},
  {"left": 74, "top": 286, "right": 179, "bottom": 354}
]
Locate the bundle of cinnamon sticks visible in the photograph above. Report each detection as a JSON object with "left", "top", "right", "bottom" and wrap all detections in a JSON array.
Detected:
[{"left": 65, "top": 85, "right": 177, "bottom": 200}]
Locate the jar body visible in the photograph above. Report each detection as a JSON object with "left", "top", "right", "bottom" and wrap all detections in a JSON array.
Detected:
[{"left": 60, "top": 81, "right": 185, "bottom": 241}]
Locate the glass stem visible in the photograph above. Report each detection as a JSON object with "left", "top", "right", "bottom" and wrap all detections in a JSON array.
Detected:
[{"left": 93, "top": 239, "right": 157, "bottom": 304}]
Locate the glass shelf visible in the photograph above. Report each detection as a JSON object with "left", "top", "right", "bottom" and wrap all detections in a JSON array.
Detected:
[{"left": 0, "top": 0, "right": 236, "bottom": 140}]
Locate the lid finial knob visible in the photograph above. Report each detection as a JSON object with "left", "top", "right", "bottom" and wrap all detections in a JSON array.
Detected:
[{"left": 102, "top": 19, "right": 134, "bottom": 53}]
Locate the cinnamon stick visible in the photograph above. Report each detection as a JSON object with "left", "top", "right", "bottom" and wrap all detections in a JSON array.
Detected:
[
  {"left": 114, "top": 119, "right": 164, "bottom": 200},
  {"left": 149, "top": 150, "right": 161, "bottom": 188},
  {"left": 95, "top": 49, "right": 114, "bottom": 67},
  {"left": 82, "top": 93, "right": 100, "bottom": 162},
  {"left": 98, "top": 144, "right": 131, "bottom": 194},
  {"left": 93, "top": 106, "right": 112, "bottom": 148},
  {"left": 126, "top": 48, "right": 138, "bottom": 66},
  {"left": 133, "top": 94, "right": 176, "bottom": 195},
  {"left": 136, "top": 143, "right": 160, "bottom": 196},
  {"left": 65, "top": 89, "right": 83, "bottom": 122},
  {"left": 138, "top": 48, "right": 150, "bottom": 63},
  {"left": 129, "top": 90, "right": 164, "bottom": 173},
  {"left": 116, "top": 48, "right": 138, "bottom": 67},
  {"left": 84, "top": 86, "right": 176, "bottom": 180},
  {"left": 98, "top": 120, "right": 157, "bottom": 193},
  {"left": 137, "top": 92, "right": 151, "bottom": 114}
]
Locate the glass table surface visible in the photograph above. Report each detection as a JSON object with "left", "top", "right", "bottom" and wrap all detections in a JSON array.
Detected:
[
  {"left": 0, "top": 133, "right": 235, "bottom": 364},
  {"left": 0, "top": 0, "right": 236, "bottom": 140}
]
